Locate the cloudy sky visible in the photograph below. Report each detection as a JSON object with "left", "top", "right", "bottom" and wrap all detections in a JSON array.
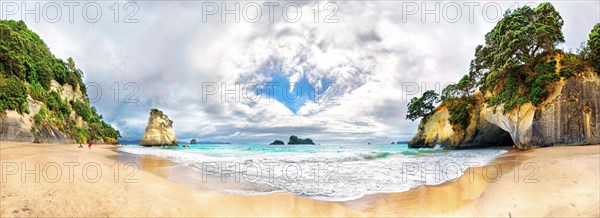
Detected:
[{"left": 7, "top": 0, "right": 599, "bottom": 144}]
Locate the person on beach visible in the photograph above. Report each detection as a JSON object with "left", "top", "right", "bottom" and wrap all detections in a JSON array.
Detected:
[{"left": 88, "top": 141, "right": 92, "bottom": 149}]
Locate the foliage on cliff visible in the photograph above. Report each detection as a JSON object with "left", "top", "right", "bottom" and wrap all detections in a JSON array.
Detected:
[
  {"left": 470, "top": 3, "right": 564, "bottom": 112},
  {"left": 441, "top": 75, "right": 475, "bottom": 130},
  {"left": 0, "top": 74, "right": 28, "bottom": 113},
  {"left": 588, "top": 23, "right": 600, "bottom": 74},
  {"left": 0, "top": 20, "right": 120, "bottom": 142},
  {"left": 408, "top": 3, "right": 597, "bottom": 134}
]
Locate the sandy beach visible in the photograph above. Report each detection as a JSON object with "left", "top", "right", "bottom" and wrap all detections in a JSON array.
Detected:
[{"left": 1, "top": 141, "right": 598, "bottom": 217}]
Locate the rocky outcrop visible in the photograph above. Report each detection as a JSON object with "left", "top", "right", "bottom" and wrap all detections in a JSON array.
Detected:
[
  {"left": 1, "top": 95, "right": 74, "bottom": 143},
  {"left": 269, "top": 140, "right": 285, "bottom": 145},
  {"left": 529, "top": 74, "right": 600, "bottom": 146},
  {"left": 409, "top": 71, "right": 600, "bottom": 150},
  {"left": 140, "top": 109, "right": 177, "bottom": 146},
  {"left": 409, "top": 99, "right": 513, "bottom": 148},
  {"left": 50, "top": 80, "right": 85, "bottom": 102},
  {"left": 0, "top": 110, "right": 35, "bottom": 142},
  {"left": 287, "top": 135, "right": 315, "bottom": 145},
  {"left": 485, "top": 72, "right": 600, "bottom": 148}
]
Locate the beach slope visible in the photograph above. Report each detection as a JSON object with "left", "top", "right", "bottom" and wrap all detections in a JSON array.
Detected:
[{"left": 1, "top": 142, "right": 598, "bottom": 217}]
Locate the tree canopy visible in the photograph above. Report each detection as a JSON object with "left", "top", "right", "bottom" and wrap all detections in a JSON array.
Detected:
[
  {"left": 467, "top": 3, "right": 565, "bottom": 113},
  {"left": 470, "top": 2, "right": 564, "bottom": 95},
  {"left": 441, "top": 75, "right": 474, "bottom": 102},
  {"left": 588, "top": 23, "right": 600, "bottom": 73},
  {"left": 406, "top": 90, "right": 439, "bottom": 121}
]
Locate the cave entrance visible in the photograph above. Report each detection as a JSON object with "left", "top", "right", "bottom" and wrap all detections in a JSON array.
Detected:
[{"left": 460, "top": 124, "right": 514, "bottom": 149}]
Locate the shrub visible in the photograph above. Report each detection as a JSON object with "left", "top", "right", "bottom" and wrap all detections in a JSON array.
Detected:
[
  {"left": 0, "top": 75, "right": 28, "bottom": 113},
  {"left": 75, "top": 127, "right": 89, "bottom": 143},
  {"left": 559, "top": 68, "right": 574, "bottom": 78},
  {"left": 34, "top": 107, "right": 46, "bottom": 124},
  {"left": 529, "top": 60, "right": 560, "bottom": 106},
  {"left": 71, "top": 100, "right": 91, "bottom": 121},
  {"left": 447, "top": 96, "right": 475, "bottom": 131},
  {"left": 29, "top": 82, "right": 47, "bottom": 101}
]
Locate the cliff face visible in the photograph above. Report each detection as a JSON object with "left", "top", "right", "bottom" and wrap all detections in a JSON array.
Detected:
[
  {"left": 139, "top": 109, "right": 177, "bottom": 146},
  {"left": 409, "top": 98, "right": 513, "bottom": 149},
  {"left": 409, "top": 71, "right": 600, "bottom": 149},
  {"left": 0, "top": 82, "right": 85, "bottom": 143},
  {"left": 530, "top": 73, "right": 600, "bottom": 146},
  {"left": 1, "top": 20, "right": 120, "bottom": 144}
]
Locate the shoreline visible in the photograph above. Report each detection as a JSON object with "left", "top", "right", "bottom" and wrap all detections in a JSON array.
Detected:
[
  {"left": 1, "top": 141, "right": 598, "bottom": 217},
  {"left": 113, "top": 144, "right": 511, "bottom": 203}
]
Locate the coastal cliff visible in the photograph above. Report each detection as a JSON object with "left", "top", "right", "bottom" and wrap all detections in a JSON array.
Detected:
[
  {"left": 139, "top": 109, "right": 177, "bottom": 146},
  {"left": 407, "top": 5, "right": 600, "bottom": 150},
  {"left": 409, "top": 97, "right": 513, "bottom": 148},
  {"left": 409, "top": 70, "right": 600, "bottom": 149},
  {"left": 485, "top": 71, "right": 600, "bottom": 147},
  {"left": 0, "top": 20, "right": 120, "bottom": 144},
  {"left": 1, "top": 84, "right": 83, "bottom": 143}
]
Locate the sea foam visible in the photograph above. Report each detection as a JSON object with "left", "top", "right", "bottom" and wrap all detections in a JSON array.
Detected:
[{"left": 119, "top": 144, "right": 506, "bottom": 201}]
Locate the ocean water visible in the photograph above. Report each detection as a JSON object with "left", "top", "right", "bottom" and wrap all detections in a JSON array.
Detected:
[{"left": 119, "top": 143, "right": 506, "bottom": 201}]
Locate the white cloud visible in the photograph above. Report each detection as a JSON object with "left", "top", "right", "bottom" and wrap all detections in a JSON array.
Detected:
[{"left": 18, "top": 0, "right": 600, "bottom": 144}]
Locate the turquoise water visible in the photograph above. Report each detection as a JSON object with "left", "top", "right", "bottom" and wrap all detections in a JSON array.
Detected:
[
  {"left": 119, "top": 143, "right": 505, "bottom": 201},
  {"left": 151, "top": 143, "right": 414, "bottom": 158}
]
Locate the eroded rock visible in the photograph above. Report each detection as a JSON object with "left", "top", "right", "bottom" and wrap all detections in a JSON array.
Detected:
[{"left": 139, "top": 109, "right": 178, "bottom": 146}]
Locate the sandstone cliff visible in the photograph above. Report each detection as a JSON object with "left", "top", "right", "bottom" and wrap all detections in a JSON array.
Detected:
[
  {"left": 409, "top": 95, "right": 513, "bottom": 148},
  {"left": 1, "top": 82, "right": 86, "bottom": 143},
  {"left": 1, "top": 20, "right": 119, "bottom": 144},
  {"left": 409, "top": 70, "right": 600, "bottom": 150},
  {"left": 139, "top": 109, "right": 177, "bottom": 146},
  {"left": 485, "top": 71, "right": 600, "bottom": 148}
]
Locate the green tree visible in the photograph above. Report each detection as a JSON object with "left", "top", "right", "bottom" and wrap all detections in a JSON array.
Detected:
[
  {"left": 442, "top": 75, "right": 474, "bottom": 102},
  {"left": 471, "top": 3, "right": 563, "bottom": 88},
  {"left": 469, "top": 3, "right": 564, "bottom": 112},
  {"left": 406, "top": 90, "right": 439, "bottom": 121},
  {"left": 456, "top": 75, "right": 474, "bottom": 96},
  {"left": 588, "top": 23, "right": 600, "bottom": 74},
  {"left": 441, "top": 75, "right": 476, "bottom": 130},
  {"left": 441, "top": 84, "right": 460, "bottom": 102}
]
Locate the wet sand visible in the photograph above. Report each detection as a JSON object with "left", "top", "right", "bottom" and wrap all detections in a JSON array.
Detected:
[{"left": 1, "top": 141, "right": 598, "bottom": 217}]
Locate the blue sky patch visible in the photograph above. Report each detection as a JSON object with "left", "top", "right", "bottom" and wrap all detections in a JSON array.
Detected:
[{"left": 256, "top": 73, "right": 333, "bottom": 113}]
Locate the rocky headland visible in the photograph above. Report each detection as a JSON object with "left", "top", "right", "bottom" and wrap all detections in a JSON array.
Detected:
[{"left": 410, "top": 59, "right": 600, "bottom": 150}]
